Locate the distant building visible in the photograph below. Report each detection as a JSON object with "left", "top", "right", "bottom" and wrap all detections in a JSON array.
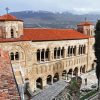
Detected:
[{"left": 0, "top": 14, "right": 95, "bottom": 93}]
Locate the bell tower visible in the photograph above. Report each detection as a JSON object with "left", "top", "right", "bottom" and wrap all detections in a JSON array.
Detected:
[
  {"left": 77, "top": 21, "right": 94, "bottom": 36},
  {"left": 0, "top": 14, "right": 23, "bottom": 38}
]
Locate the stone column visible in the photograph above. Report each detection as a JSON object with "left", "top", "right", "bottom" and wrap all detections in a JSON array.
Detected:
[
  {"left": 63, "top": 48, "right": 66, "bottom": 58},
  {"left": 48, "top": 50, "right": 52, "bottom": 61},
  {"left": 43, "top": 77, "right": 46, "bottom": 89},
  {"left": 44, "top": 50, "right": 45, "bottom": 61},
  {"left": 56, "top": 49, "right": 58, "bottom": 59},
  {"left": 76, "top": 46, "right": 79, "bottom": 56},
  {"left": 60, "top": 49, "right": 61, "bottom": 58},
  {"left": 40, "top": 50, "right": 41, "bottom": 62}
]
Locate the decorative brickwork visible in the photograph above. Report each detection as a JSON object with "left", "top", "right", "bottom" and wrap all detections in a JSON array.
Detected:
[{"left": 0, "top": 49, "right": 20, "bottom": 100}]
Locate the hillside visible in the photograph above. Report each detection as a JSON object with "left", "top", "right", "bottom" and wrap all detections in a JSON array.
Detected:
[{"left": 10, "top": 10, "right": 100, "bottom": 28}]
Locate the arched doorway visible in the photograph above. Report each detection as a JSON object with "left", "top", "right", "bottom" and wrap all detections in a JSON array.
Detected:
[
  {"left": 67, "top": 69, "right": 73, "bottom": 78},
  {"left": 73, "top": 67, "right": 78, "bottom": 76},
  {"left": 36, "top": 77, "right": 43, "bottom": 89},
  {"left": 68, "top": 69, "right": 73, "bottom": 75},
  {"left": 47, "top": 75, "right": 52, "bottom": 85},
  {"left": 62, "top": 70, "right": 67, "bottom": 80},
  {"left": 82, "top": 65, "right": 86, "bottom": 73},
  {"left": 53, "top": 73, "right": 59, "bottom": 83}
]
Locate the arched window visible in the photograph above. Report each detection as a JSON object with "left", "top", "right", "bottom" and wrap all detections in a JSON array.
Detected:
[
  {"left": 45, "top": 48, "right": 49, "bottom": 61},
  {"left": 54, "top": 48, "right": 57, "bottom": 59},
  {"left": 57, "top": 47, "right": 60, "bottom": 58},
  {"left": 37, "top": 49, "right": 40, "bottom": 61},
  {"left": 10, "top": 52, "right": 14, "bottom": 60},
  {"left": 15, "top": 52, "right": 19, "bottom": 60},
  {"left": 11, "top": 29, "right": 14, "bottom": 38},
  {"left": 61, "top": 47, "right": 64, "bottom": 58},
  {"left": 41, "top": 49, "right": 45, "bottom": 61},
  {"left": 68, "top": 46, "right": 70, "bottom": 57}
]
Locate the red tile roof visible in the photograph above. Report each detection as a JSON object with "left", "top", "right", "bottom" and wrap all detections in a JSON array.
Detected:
[
  {"left": 0, "top": 28, "right": 91, "bottom": 42},
  {"left": 77, "top": 22, "right": 93, "bottom": 26},
  {"left": 0, "top": 49, "right": 20, "bottom": 99},
  {"left": 0, "top": 14, "right": 23, "bottom": 21}
]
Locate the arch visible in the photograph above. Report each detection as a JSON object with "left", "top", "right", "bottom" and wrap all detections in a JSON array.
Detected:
[
  {"left": 82, "top": 65, "right": 86, "bottom": 73},
  {"left": 11, "top": 28, "right": 14, "bottom": 38},
  {"left": 79, "top": 45, "right": 81, "bottom": 55},
  {"left": 83, "top": 45, "right": 86, "bottom": 54},
  {"left": 68, "top": 69, "right": 73, "bottom": 75},
  {"left": 47, "top": 75, "right": 52, "bottom": 85},
  {"left": 37, "top": 49, "right": 40, "bottom": 61},
  {"left": 61, "top": 47, "right": 64, "bottom": 58},
  {"left": 73, "top": 67, "right": 78, "bottom": 76},
  {"left": 70, "top": 46, "right": 73, "bottom": 56},
  {"left": 10, "top": 52, "right": 14, "bottom": 60},
  {"left": 57, "top": 47, "right": 61, "bottom": 58},
  {"left": 45, "top": 48, "right": 49, "bottom": 61},
  {"left": 36, "top": 77, "right": 43, "bottom": 89},
  {"left": 62, "top": 70, "right": 67, "bottom": 80},
  {"left": 53, "top": 73, "right": 59, "bottom": 83},
  {"left": 73, "top": 46, "right": 76, "bottom": 56},
  {"left": 41, "top": 49, "right": 45, "bottom": 61},
  {"left": 68, "top": 46, "right": 70, "bottom": 57},
  {"left": 54, "top": 47, "right": 57, "bottom": 59},
  {"left": 15, "top": 52, "right": 19, "bottom": 60}
]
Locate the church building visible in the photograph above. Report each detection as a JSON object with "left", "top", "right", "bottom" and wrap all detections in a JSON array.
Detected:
[{"left": 0, "top": 14, "right": 95, "bottom": 92}]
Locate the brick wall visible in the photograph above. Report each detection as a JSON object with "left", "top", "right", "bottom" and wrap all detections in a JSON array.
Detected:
[{"left": 0, "top": 49, "right": 20, "bottom": 100}]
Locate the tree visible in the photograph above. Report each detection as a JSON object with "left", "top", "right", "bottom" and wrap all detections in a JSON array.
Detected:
[
  {"left": 68, "top": 77, "right": 82, "bottom": 100},
  {"left": 94, "top": 20, "right": 100, "bottom": 99}
]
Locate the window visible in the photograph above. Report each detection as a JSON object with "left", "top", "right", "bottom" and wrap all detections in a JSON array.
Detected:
[
  {"left": 37, "top": 49, "right": 40, "bottom": 61},
  {"left": 10, "top": 52, "right": 14, "bottom": 60},
  {"left": 15, "top": 52, "right": 19, "bottom": 60},
  {"left": 11, "top": 29, "right": 14, "bottom": 38}
]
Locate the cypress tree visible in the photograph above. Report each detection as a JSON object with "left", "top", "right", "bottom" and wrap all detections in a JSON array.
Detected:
[{"left": 95, "top": 20, "right": 100, "bottom": 81}]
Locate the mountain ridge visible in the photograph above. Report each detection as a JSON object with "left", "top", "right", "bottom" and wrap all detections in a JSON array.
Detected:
[{"left": 10, "top": 10, "right": 100, "bottom": 28}]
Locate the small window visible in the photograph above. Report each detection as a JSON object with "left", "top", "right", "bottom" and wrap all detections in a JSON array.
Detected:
[
  {"left": 10, "top": 52, "right": 14, "bottom": 60},
  {"left": 11, "top": 29, "right": 14, "bottom": 38},
  {"left": 15, "top": 52, "right": 19, "bottom": 60}
]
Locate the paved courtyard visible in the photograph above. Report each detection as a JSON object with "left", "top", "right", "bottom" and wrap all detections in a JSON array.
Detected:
[{"left": 80, "top": 70, "right": 98, "bottom": 89}]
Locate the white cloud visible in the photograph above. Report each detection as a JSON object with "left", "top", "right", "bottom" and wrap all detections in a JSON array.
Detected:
[{"left": 0, "top": 0, "right": 100, "bottom": 14}]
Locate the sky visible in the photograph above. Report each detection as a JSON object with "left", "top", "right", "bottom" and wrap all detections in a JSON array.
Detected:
[{"left": 1, "top": 0, "right": 100, "bottom": 15}]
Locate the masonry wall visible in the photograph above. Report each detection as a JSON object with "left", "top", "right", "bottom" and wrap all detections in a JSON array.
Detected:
[{"left": 0, "top": 37, "right": 95, "bottom": 91}]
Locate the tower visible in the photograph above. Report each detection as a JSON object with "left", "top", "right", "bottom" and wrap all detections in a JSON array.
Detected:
[
  {"left": 77, "top": 21, "right": 94, "bottom": 36},
  {"left": 0, "top": 14, "right": 23, "bottom": 38}
]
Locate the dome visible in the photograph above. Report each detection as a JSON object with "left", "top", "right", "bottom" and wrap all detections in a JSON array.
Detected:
[{"left": 0, "top": 14, "right": 23, "bottom": 21}]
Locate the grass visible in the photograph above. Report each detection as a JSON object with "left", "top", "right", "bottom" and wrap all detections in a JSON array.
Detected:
[{"left": 80, "top": 90, "right": 97, "bottom": 100}]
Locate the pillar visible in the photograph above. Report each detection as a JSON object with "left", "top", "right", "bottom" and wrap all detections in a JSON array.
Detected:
[
  {"left": 43, "top": 77, "right": 47, "bottom": 89},
  {"left": 44, "top": 50, "right": 45, "bottom": 61},
  {"left": 60, "top": 48, "right": 61, "bottom": 58},
  {"left": 63, "top": 48, "right": 66, "bottom": 58},
  {"left": 40, "top": 50, "right": 41, "bottom": 62}
]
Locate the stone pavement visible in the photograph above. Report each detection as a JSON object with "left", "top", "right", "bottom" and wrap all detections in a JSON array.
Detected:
[{"left": 80, "top": 70, "right": 98, "bottom": 89}]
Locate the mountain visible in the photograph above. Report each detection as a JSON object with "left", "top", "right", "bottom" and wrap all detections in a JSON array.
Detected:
[{"left": 10, "top": 10, "right": 100, "bottom": 28}]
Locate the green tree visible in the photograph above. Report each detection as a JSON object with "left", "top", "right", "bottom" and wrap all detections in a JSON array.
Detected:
[
  {"left": 94, "top": 20, "right": 100, "bottom": 99},
  {"left": 68, "top": 77, "right": 82, "bottom": 100}
]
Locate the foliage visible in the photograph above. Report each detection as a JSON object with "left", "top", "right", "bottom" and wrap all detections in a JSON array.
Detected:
[
  {"left": 80, "top": 90, "right": 97, "bottom": 100},
  {"left": 94, "top": 20, "right": 100, "bottom": 80}
]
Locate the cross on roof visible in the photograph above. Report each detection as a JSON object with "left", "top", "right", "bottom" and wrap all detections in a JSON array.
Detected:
[{"left": 5, "top": 7, "right": 10, "bottom": 14}]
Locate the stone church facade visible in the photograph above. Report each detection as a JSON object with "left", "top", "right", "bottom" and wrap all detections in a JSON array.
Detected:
[{"left": 0, "top": 14, "right": 95, "bottom": 92}]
